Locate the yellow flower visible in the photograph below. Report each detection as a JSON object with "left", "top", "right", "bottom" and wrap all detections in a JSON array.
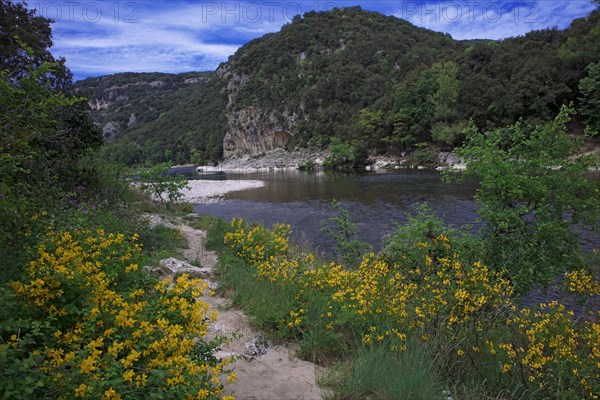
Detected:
[
  {"left": 102, "top": 388, "right": 121, "bottom": 400},
  {"left": 74, "top": 383, "right": 91, "bottom": 398},
  {"left": 123, "top": 369, "right": 135, "bottom": 383},
  {"left": 226, "top": 372, "right": 237, "bottom": 384}
]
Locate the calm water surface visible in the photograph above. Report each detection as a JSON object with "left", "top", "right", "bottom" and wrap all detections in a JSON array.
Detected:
[{"left": 187, "top": 168, "right": 600, "bottom": 252}]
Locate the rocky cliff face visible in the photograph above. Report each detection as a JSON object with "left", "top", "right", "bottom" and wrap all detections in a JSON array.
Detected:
[
  {"left": 223, "top": 106, "right": 297, "bottom": 158},
  {"left": 219, "top": 68, "right": 301, "bottom": 158}
]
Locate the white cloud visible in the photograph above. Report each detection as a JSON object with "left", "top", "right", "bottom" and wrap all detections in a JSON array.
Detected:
[{"left": 393, "top": 0, "right": 596, "bottom": 40}]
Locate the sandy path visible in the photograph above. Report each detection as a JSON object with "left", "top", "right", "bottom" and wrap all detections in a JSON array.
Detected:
[{"left": 176, "top": 223, "right": 324, "bottom": 400}]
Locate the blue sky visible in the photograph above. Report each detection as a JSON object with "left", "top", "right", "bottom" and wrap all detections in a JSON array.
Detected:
[{"left": 28, "top": 0, "right": 597, "bottom": 81}]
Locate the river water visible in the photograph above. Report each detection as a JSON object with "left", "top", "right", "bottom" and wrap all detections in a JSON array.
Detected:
[{"left": 187, "top": 168, "right": 600, "bottom": 253}]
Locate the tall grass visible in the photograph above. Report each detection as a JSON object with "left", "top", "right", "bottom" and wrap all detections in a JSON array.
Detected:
[{"left": 320, "top": 340, "right": 445, "bottom": 400}]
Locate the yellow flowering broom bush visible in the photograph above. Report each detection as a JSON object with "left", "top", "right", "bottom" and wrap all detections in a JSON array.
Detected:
[
  {"left": 1, "top": 229, "right": 234, "bottom": 400},
  {"left": 223, "top": 218, "right": 600, "bottom": 399}
]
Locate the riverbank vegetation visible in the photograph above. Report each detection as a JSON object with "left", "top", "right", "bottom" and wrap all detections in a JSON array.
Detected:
[
  {"left": 0, "top": 2, "right": 233, "bottom": 398},
  {"left": 205, "top": 108, "right": 600, "bottom": 399},
  {"left": 210, "top": 207, "right": 599, "bottom": 399},
  {"left": 2, "top": 0, "right": 599, "bottom": 398}
]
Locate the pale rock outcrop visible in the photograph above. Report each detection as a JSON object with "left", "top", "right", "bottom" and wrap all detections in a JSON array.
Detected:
[
  {"left": 223, "top": 107, "right": 296, "bottom": 158},
  {"left": 88, "top": 99, "right": 110, "bottom": 110},
  {"left": 147, "top": 257, "right": 214, "bottom": 279},
  {"left": 127, "top": 113, "right": 138, "bottom": 129},
  {"left": 102, "top": 121, "right": 119, "bottom": 138}
]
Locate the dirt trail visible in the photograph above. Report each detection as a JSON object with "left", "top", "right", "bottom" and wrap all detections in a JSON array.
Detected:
[{"left": 175, "top": 222, "right": 325, "bottom": 400}]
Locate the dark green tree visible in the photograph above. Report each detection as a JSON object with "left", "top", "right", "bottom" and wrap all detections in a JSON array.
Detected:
[
  {"left": 430, "top": 61, "right": 459, "bottom": 124},
  {"left": 578, "top": 62, "right": 600, "bottom": 134},
  {"left": 0, "top": 0, "right": 72, "bottom": 88}
]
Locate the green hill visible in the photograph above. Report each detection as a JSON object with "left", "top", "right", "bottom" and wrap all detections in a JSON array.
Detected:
[{"left": 74, "top": 6, "right": 600, "bottom": 166}]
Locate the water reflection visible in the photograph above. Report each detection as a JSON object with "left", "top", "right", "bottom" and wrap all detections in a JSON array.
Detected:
[{"left": 193, "top": 170, "right": 482, "bottom": 251}]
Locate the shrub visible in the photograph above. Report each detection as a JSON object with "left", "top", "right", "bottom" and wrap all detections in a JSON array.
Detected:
[
  {"left": 321, "top": 200, "right": 372, "bottom": 269},
  {"left": 221, "top": 218, "right": 600, "bottom": 399},
  {"left": 137, "top": 163, "right": 189, "bottom": 209},
  {"left": 1, "top": 229, "right": 233, "bottom": 399}
]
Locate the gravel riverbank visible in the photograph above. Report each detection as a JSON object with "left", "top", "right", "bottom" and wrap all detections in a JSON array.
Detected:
[{"left": 179, "top": 180, "right": 265, "bottom": 203}]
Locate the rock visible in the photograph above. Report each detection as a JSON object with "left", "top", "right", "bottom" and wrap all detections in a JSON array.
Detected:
[
  {"left": 438, "top": 151, "right": 450, "bottom": 163},
  {"left": 445, "top": 152, "right": 464, "bottom": 167},
  {"left": 184, "top": 77, "right": 207, "bottom": 84},
  {"left": 158, "top": 257, "right": 213, "bottom": 279},
  {"left": 102, "top": 121, "right": 118, "bottom": 139},
  {"left": 207, "top": 280, "right": 220, "bottom": 291},
  {"left": 242, "top": 334, "right": 269, "bottom": 360},
  {"left": 127, "top": 113, "right": 137, "bottom": 129},
  {"left": 223, "top": 107, "right": 296, "bottom": 158},
  {"left": 88, "top": 98, "right": 110, "bottom": 110}
]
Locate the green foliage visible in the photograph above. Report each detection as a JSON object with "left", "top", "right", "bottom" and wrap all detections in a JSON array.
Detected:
[
  {"left": 321, "top": 200, "right": 372, "bottom": 268},
  {"left": 323, "top": 138, "right": 354, "bottom": 169},
  {"left": 0, "top": 12, "right": 102, "bottom": 283},
  {"left": 0, "top": 7, "right": 233, "bottom": 398},
  {"left": 137, "top": 163, "right": 189, "bottom": 209},
  {"left": 219, "top": 252, "right": 295, "bottom": 335},
  {"left": 407, "top": 145, "right": 438, "bottom": 167},
  {"left": 0, "top": 0, "right": 72, "bottom": 88},
  {"left": 430, "top": 61, "right": 460, "bottom": 124},
  {"left": 431, "top": 120, "right": 472, "bottom": 147},
  {"left": 578, "top": 62, "right": 600, "bottom": 134},
  {"left": 76, "top": 72, "right": 227, "bottom": 166},
  {"left": 321, "top": 342, "right": 445, "bottom": 400},
  {"left": 74, "top": 7, "right": 600, "bottom": 162},
  {"left": 1, "top": 229, "right": 230, "bottom": 399},
  {"left": 221, "top": 217, "right": 600, "bottom": 400},
  {"left": 322, "top": 138, "right": 369, "bottom": 169},
  {"left": 298, "top": 159, "right": 316, "bottom": 171},
  {"left": 454, "top": 105, "right": 600, "bottom": 293},
  {"left": 381, "top": 204, "right": 483, "bottom": 268}
]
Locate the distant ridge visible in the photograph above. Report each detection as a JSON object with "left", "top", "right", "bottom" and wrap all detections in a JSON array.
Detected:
[{"left": 74, "top": 6, "right": 600, "bottom": 166}]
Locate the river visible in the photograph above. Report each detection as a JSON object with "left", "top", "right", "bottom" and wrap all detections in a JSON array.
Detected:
[{"left": 183, "top": 168, "right": 600, "bottom": 253}]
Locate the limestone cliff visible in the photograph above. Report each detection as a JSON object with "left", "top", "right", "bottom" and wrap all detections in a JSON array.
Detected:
[{"left": 218, "top": 67, "right": 301, "bottom": 158}]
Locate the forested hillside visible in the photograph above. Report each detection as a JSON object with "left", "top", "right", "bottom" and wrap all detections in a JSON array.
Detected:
[
  {"left": 75, "top": 72, "right": 227, "bottom": 165},
  {"left": 75, "top": 6, "right": 600, "bottom": 165}
]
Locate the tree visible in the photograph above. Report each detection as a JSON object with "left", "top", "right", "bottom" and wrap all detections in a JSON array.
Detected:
[
  {"left": 357, "top": 108, "right": 386, "bottom": 150},
  {"left": 453, "top": 105, "right": 600, "bottom": 293},
  {"left": 430, "top": 120, "right": 472, "bottom": 148},
  {"left": 0, "top": 0, "right": 72, "bottom": 88},
  {"left": 322, "top": 200, "right": 372, "bottom": 269},
  {"left": 430, "top": 61, "right": 459, "bottom": 124},
  {"left": 578, "top": 62, "right": 600, "bottom": 134},
  {"left": 1, "top": 1, "right": 101, "bottom": 280},
  {"left": 137, "top": 163, "right": 189, "bottom": 209}
]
